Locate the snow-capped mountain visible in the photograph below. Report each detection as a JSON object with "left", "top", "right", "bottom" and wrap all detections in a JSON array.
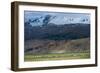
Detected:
[{"left": 24, "top": 11, "right": 90, "bottom": 26}]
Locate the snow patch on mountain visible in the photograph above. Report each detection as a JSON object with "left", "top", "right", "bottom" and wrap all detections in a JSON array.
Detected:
[{"left": 24, "top": 11, "right": 90, "bottom": 26}]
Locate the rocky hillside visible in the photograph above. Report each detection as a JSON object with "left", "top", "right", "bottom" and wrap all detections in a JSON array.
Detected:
[{"left": 25, "top": 38, "right": 90, "bottom": 55}]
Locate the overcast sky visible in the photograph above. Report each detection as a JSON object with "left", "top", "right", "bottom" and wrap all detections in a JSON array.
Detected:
[{"left": 24, "top": 11, "right": 90, "bottom": 26}]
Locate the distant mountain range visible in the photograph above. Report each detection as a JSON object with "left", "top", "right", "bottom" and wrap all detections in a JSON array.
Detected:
[
  {"left": 25, "top": 14, "right": 90, "bottom": 26},
  {"left": 24, "top": 22, "right": 90, "bottom": 41}
]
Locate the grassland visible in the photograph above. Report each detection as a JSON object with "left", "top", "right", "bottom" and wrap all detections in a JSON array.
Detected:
[{"left": 25, "top": 52, "right": 90, "bottom": 61}]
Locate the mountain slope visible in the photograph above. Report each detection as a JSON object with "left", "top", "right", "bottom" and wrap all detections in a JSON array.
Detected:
[
  {"left": 24, "top": 23, "right": 90, "bottom": 40},
  {"left": 25, "top": 38, "right": 90, "bottom": 54}
]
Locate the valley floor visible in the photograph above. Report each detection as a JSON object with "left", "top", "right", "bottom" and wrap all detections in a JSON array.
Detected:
[{"left": 24, "top": 52, "right": 90, "bottom": 61}]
